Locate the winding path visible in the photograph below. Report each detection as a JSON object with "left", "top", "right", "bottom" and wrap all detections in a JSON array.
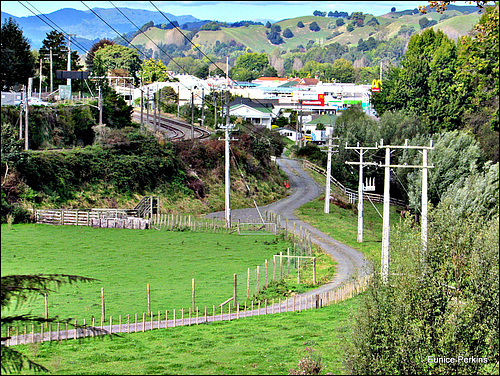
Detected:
[
  {"left": 4, "top": 157, "right": 369, "bottom": 346},
  {"left": 207, "top": 157, "right": 370, "bottom": 294}
]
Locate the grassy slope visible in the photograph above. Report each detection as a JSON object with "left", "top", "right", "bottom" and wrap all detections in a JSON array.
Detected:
[{"left": 132, "top": 11, "right": 478, "bottom": 55}]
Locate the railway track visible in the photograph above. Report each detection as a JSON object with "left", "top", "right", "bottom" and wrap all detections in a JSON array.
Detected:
[{"left": 132, "top": 110, "right": 211, "bottom": 141}]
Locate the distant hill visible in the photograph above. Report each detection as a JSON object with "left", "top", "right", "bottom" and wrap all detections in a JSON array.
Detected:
[
  {"left": 132, "top": 6, "right": 481, "bottom": 57},
  {"left": 1, "top": 4, "right": 483, "bottom": 57},
  {"left": 0, "top": 7, "right": 200, "bottom": 51}
]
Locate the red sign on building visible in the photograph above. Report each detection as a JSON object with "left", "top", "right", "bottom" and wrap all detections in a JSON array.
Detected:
[{"left": 301, "top": 94, "right": 325, "bottom": 106}]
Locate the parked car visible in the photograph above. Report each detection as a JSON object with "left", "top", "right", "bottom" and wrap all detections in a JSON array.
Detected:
[{"left": 27, "top": 97, "right": 50, "bottom": 106}]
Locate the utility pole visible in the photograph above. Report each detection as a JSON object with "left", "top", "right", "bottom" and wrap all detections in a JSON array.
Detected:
[
  {"left": 323, "top": 127, "right": 339, "bottom": 214},
  {"left": 25, "top": 78, "right": 32, "bottom": 150},
  {"left": 345, "top": 142, "right": 378, "bottom": 242},
  {"left": 49, "top": 47, "right": 53, "bottom": 93},
  {"left": 67, "top": 34, "right": 76, "bottom": 88},
  {"left": 39, "top": 59, "right": 42, "bottom": 99},
  {"left": 146, "top": 87, "right": 150, "bottom": 128},
  {"left": 98, "top": 86, "right": 103, "bottom": 125},
  {"left": 219, "top": 90, "right": 237, "bottom": 229},
  {"left": 19, "top": 85, "right": 25, "bottom": 140},
  {"left": 153, "top": 90, "right": 157, "bottom": 131},
  {"left": 140, "top": 80, "right": 144, "bottom": 131},
  {"left": 378, "top": 139, "right": 434, "bottom": 282},
  {"left": 191, "top": 90, "right": 195, "bottom": 141},
  {"left": 200, "top": 88, "right": 205, "bottom": 128}
]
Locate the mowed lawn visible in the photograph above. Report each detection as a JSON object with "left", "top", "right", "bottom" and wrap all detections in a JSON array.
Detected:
[{"left": 1, "top": 224, "right": 298, "bottom": 323}]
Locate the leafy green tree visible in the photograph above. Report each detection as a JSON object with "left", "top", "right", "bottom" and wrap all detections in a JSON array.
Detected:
[
  {"left": 230, "top": 53, "right": 275, "bottom": 81},
  {"left": 93, "top": 44, "right": 141, "bottom": 80},
  {"left": 330, "top": 58, "right": 355, "bottom": 82},
  {"left": 0, "top": 18, "right": 36, "bottom": 90},
  {"left": 1, "top": 274, "right": 97, "bottom": 374},
  {"left": 336, "top": 18, "right": 345, "bottom": 27},
  {"left": 297, "top": 21, "right": 305, "bottom": 28},
  {"left": 139, "top": 58, "right": 169, "bottom": 83},
  {"left": 85, "top": 39, "right": 115, "bottom": 72},
  {"left": 454, "top": 4, "right": 499, "bottom": 132},
  {"left": 371, "top": 29, "right": 462, "bottom": 132}
]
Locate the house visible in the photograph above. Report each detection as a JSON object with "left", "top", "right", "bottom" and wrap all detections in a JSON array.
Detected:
[
  {"left": 278, "top": 126, "right": 299, "bottom": 142},
  {"left": 229, "top": 98, "right": 278, "bottom": 128},
  {"left": 304, "top": 113, "right": 338, "bottom": 144}
]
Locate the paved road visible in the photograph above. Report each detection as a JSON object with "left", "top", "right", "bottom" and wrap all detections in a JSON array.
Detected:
[{"left": 207, "top": 157, "right": 371, "bottom": 294}]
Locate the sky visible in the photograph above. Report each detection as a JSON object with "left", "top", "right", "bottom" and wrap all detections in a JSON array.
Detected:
[{"left": 0, "top": 1, "right": 476, "bottom": 22}]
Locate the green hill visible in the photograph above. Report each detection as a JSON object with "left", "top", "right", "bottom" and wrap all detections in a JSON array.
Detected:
[{"left": 131, "top": 9, "right": 481, "bottom": 63}]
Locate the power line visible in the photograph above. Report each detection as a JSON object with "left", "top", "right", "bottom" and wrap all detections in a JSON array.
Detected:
[
  {"left": 18, "top": 1, "right": 90, "bottom": 54},
  {"left": 148, "top": 1, "right": 276, "bottom": 116},
  {"left": 108, "top": 1, "right": 193, "bottom": 78}
]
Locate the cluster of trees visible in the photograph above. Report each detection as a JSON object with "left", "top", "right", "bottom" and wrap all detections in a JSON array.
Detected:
[
  {"left": 313, "top": 10, "right": 349, "bottom": 18},
  {"left": 372, "top": 4, "right": 498, "bottom": 161},
  {"left": 229, "top": 52, "right": 277, "bottom": 81},
  {"left": 266, "top": 23, "right": 284, "bottom": 45}
]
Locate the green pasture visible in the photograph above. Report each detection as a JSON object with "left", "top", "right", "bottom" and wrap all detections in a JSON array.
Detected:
[
  {"left": 1, "top": 224, "right": 333, "bottom": 324},
  {"left": 13, "top": 294, "right": 361, "bottom": 375}
]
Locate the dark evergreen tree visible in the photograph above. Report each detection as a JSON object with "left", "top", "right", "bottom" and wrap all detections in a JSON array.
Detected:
[
  {"left": 283, "top": 28, "right": 294, "bottom": 38},
  {"left": 0, "top": 18, "right": 36, "bottom": 90},
  {"left": 309, "top": 21, "right": 321, "bottom": 32},
  {"left": 297, "top": 21, "right": 305, "bottom": 28}
]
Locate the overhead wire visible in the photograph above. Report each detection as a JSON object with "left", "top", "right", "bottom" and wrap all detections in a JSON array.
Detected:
[
  {"left": 19, "top": 1, "right": 91, "bottom": 54},
  {"left": 148, "top": 0, "right": 279, "bottom": 117}
]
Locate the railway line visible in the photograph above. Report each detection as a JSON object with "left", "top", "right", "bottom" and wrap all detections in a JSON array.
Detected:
[{"left": 132, "top": 110, "right": 211, "bottom": 141}]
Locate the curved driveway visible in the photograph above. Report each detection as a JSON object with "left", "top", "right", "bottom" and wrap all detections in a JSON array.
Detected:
[{"left": 207, "top": 157, "right": 371, "bottom": 294}]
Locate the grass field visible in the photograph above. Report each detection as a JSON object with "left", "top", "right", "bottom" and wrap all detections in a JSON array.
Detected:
[
  {"left": 1, "top": 224, "right": 334, "bottom": 325},
  {"left": 12, "top": 293, "right": 361, "bottom": 375}
]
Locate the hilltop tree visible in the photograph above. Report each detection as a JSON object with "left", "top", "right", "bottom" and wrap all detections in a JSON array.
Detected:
[
  {"left": 336, "top": 18, "right": 345, "bottom": 27},
  {"left": 0, "top": 18, "right": 36, "bottom": 90},
  {"left": 391, "top": 7, "right": 396, "bottom": 12},
  {"left": 283, "top": 28, "right": 294, "bottom": 38},
  {"left": 297, "top": 21, "right": 305, "bottom": 28},
  {"left": 309, "top": 21, "right": 321, "bottom": 32}
]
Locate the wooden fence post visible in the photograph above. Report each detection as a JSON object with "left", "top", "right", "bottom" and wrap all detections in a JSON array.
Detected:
[
  {"left": 147, "top": 283, "right": 151, "bottom": 316},
  {"left": 313, "top": 257, "right": 316, "bottom": 285},
  {"left": 233, "top": 274, "right": 237, "bottom": 305},
  {"left": 101, "top": 288, "right": 105, "bottom": 323},
  {"left": 280, "top": 252, "right": 283, "bottom": 279},
  {"left": 192, "top": 279, "right": 195, "bottom": 312},
  {"left": 247, "top": 268, "right": 250, "bottom": 300},
  {"left": 273, "top": 255, "right": 276, "bottom": 281},
  {"left": 44, "top": 293, "right": 48, "bottom": 328},
  {"left": 256, "top": 266, "right": 260, "bottom": 293},
  {"left": 265, "top": 260, "right": 268, "bottom": 287}
]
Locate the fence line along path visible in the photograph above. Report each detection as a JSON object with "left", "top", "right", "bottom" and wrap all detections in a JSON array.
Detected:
[{"left": 4, "top": 275, "right": 369, "bottom": 346}]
